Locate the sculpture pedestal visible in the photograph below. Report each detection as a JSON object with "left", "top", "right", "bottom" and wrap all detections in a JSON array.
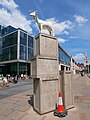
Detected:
[
  {"left": 31, "top": 34, "right": 59, "bottom": 114},
  {"left": 33, "top": 78, "right": 59, "bottom": 114},
  {"left": 59, "top": 71, "right": 74, "bottom": 110}
]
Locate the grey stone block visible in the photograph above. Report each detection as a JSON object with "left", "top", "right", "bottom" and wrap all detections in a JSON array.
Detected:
[
  {"left": 31, "top": 56, "right": 59, "bottom": 79},
  {"left": 59, "top": 71, "right": 74, "bottom": 109},
  {"left": 34, "top": 34, "right": 58, "bottom": 58},
  {"left": 33, "top": 78, "right": 59, "bottom": 114}
]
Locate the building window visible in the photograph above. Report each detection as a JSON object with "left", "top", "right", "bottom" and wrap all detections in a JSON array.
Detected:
[
  {"left": 58, "top": 48, "right": 70, "bottom": 65},
  {"left": 20, "top": 31, "right": 27, "bottom": 45},
  {"left": 10, "top": 45, "right": 17, "bottom": 60},
  {"left": 2, "top": 32, "right": 17, "bottom": 48},
  {"left": 20, "top": 45, "right": 27, "bottom": 60},
  {"left": 2, "top": 45, "right": 17, "bottom": 61},
  {"left": 28, "top": 35, "right": 33, "bottom": 48},
  {"left": 28, "top": 48, "right": 33, "bottom": 60}
]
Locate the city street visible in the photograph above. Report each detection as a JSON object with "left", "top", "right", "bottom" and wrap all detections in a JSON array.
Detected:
[
  {"left": 0, "top": 78, "right": 33, "bottom": 99},
  {"left": 72, "top": 74, "right": 90, "bottom": 120},
  {"left": 0, "top": 74, "right": 90, "bottom": 120}
]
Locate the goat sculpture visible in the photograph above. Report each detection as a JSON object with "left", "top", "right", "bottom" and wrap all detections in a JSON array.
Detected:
[{"left": 30, "top": 11, "right": 53, "bottom": 35}]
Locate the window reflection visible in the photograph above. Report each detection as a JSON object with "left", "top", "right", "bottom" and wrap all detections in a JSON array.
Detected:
[
  {"left": 28, "top": 35, "right": 33, "bottom": 48},
  {"left": 1, "top": 30, "right": 34, "bottom": 61},
  {"left": 19, "top": 33, "right": 34, "bottom": 60},
  {"left": 2, "top": 32, "right": 17, "bottom": 47},
  {"left": 20, "top": 31, "right": 27, "bottom": 45},
  {"left": 3, "top": 45, "right": 17, "bottom": 61},
  {"left": 20, "top": 45, "right": 27, "bottom": 60},
  {"left": 28, "top": 48, "right": 33, "bottom": 60},
  {"left": 2, "top": 31, "right": 17, "bottom": 61},
  {"left": 58, "top": 48, "right": 70, "bottom": 65}
]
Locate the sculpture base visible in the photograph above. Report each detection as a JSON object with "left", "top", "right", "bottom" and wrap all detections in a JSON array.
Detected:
[{"left": 33, "top": 78, "right": 59, "bottom": 114}]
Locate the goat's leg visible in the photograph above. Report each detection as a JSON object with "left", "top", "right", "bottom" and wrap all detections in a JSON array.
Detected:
[{"left": 40, "top": 24, "right": 43, "bottom": 33}]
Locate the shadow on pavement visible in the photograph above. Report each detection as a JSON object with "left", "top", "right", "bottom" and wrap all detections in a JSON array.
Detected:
[{"left": 28, "top": 95, "right": 34, "bottom": 107}]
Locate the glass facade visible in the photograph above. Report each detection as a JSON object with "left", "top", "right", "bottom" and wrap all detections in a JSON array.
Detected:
[
  {"left": 28, "top": 35, "right": 33, "bottom": 48},
  {"left": 19, "top": 31, "right": 34, "bottom": 60},
  {"left": 0, "top": 25, "right": 34, "bottom": 76},
  {"left": 20, "top": 31, "right": 27, "bottom": 60},
  {"left": 0, "top": 37, "right": 2, "bottom": 61},
  {"left": 20, "top": 45, "right": 27, "bottom": 60},
  {"left": 0, "top": 25, "right": 2, "bottom": 36},
  {"left": 28, "top": 36, "right": 33, "bottom": 60},
  {"left": 58, "top": 47, "right": 70, "bottom": 65},
  {"left": 20, "top": 31, "right": 27, "bottom": 45},
  {"left": 1, "top": 62, "right": 30, "bottom": 76},
  {"left": 2, "top": 31, "right": 17, "bottom": 61},
  {"left": 2, "top": 25, "right": 17, "bottom": 36}
]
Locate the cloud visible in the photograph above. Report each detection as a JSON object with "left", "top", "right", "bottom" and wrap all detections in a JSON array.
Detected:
[
  {"left": 74, "top": 15, "right": 88, "bottom": 26},
  {"left": 0, "top": 0, "right": 32, "bottom": 33},
  {"left": 46, "top": 18, "right": 73, "bottom": 35},
  {"left": 0, "top": 0, "right": 18, "bottom": 11},
  {"left": 62, "top": 30, "right": 69, "bottom": 35},
  {"left": 70, "top": 36, "right": 78, "bottom": 39},
  {"left": 71, "top": 48, "right": 82, "bottom": 52},
  {"left": 73, "top": 53, "right": 85, "bottom": 60},
  {"left": 58, "top": 37, "right": 68, "bottom": 44}
]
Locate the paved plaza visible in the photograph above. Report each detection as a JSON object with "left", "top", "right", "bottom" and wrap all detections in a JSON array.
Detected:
[
  {"left": 0, "top": 74, "right": 90, "bottom": 120},
  {"left": 0, "top": 78, "right": 33, "bottom": 99}
]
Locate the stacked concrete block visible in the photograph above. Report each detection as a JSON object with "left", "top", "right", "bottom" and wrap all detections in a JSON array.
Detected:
[
  {"left": 31, "top": 33, "right": 59, "bottom": 114},
  {"left": 33, "top": 78, "right": 59, "bottom": 114},
  {"left": 31, "top": 56, "right": 59, "bottom": 79},
  {"left": 59, "top": 71, "right": 74, "bottom": 110},
  {"left": 34, "top": 34, "right": 58, "bottom": 57}
]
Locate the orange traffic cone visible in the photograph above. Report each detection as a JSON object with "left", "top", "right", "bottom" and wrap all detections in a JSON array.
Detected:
[
  {"left": 54, "top": 92, "right": 68, "bottom": 117},
  {"left": 57, "top": 92, "right": 64, "bottom": 112}
]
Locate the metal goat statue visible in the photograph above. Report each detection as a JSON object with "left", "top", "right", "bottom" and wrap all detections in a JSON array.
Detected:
[{"left": 30, "top": 11, "right": 53, "bottom": 35}]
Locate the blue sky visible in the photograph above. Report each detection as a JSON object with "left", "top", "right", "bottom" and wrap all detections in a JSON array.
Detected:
[{"left": 0, "top": 0, "right": 90, "bottom": 63}]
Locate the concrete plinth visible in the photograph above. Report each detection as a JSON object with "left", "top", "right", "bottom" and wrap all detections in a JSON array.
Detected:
[
  {"left": 59, "top": 71, "right": 74, "bottom": 109},
  {"left": 34, "top": 34, "right": 58, "bottom": 57},
  {"left": 33, "top": 78, "right": 59, "bottom": 114},
  {"left": 31, "top": 55, "right": 59, "bottom": 79},
  {"left": 31, "top": 33, "right": 59, "bottom": 114}
]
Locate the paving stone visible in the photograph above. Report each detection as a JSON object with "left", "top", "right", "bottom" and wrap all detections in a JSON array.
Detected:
[
  {"left": 0, "top": 116, "right": 10, "bottom": 120},
  {"left": 79, "top": 112, "right": 87, "bottom": 120},
  {"left": 21, "top": 113, "right": 42, "bottom": 120},
  {"left": 6, "top": 110, "right": 26, "bottom": 120},
  {"left": 0, "top": 108, "right": 13, "bottom": 116},
  {"left": 13, "top": 105, "right": 30, "bottom": 112},
  {"left": 86, "top": 111, "right": 90, "bottom": 120}
]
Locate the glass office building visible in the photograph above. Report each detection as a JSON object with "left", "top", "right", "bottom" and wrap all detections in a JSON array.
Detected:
[
  {"left": 0, "top": 25, "right": 34, "bottom": 76},
  {"left": 58, "top": 45, "right": 71, "bottom": 71}
]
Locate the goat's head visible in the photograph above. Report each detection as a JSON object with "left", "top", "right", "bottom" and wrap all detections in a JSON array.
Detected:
[{"left": 30, "top": 11, "right": 38, "bottom": 19}]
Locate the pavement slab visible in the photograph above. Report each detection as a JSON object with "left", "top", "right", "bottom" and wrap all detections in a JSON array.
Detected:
[
  {"left": 79, "top": 112, "right": 87, "bottom": 120},
  {"left": 0, "top": 74, "right": 90, "bottom": 120}
]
